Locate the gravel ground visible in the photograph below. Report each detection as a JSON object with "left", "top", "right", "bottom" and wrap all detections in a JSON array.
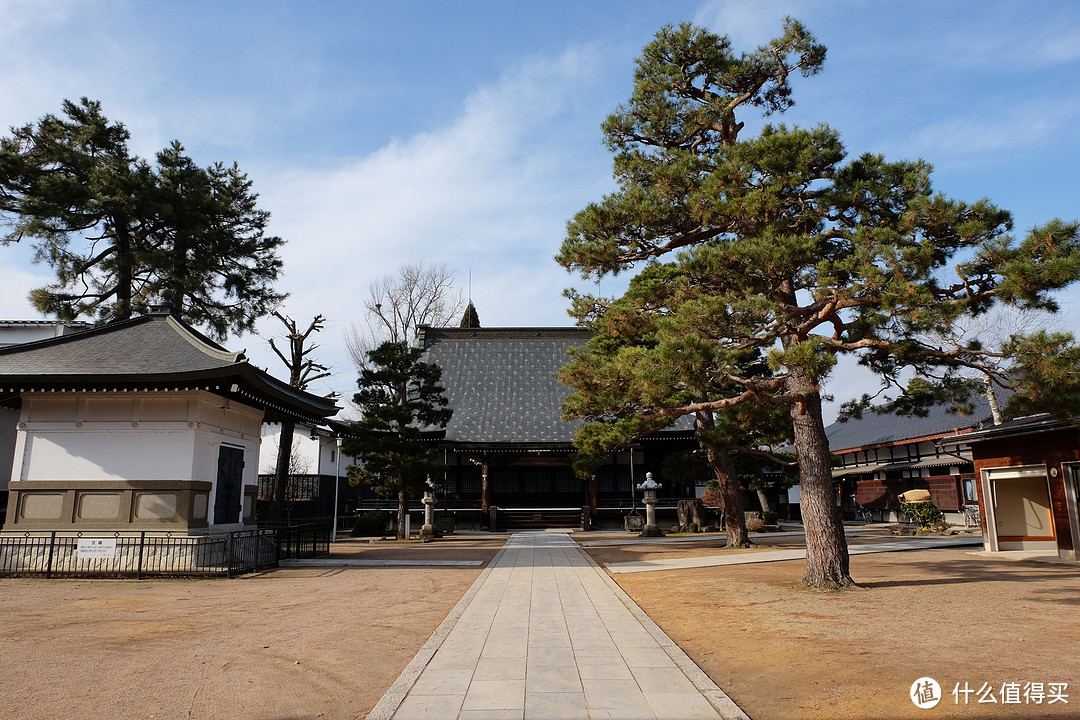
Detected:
[
  {"left": 582, "top": 534, "right": 1080, "bottom": 720},
  {"left": 2, "top": 532, "right": 1077, "bottom": 720}
]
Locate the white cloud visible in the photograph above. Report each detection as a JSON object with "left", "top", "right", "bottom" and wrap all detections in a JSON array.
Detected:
[
  {"left": 0, "top": 244, "right": 52, "bottom": 319},
  {"left": 905, "top": 11, "right": 1080, "bottom": 73},
  {"left": 900, "top": 97, "right": 1077, "bottom": 159},
  {"left": 1040, "top": 26, "right": 1080, "bottom": 63},
  {"left": 241, "top": 44, "right": 614, "bottom": 399},
  {"left": 694, "top": 0, "right": 836, "bottom": 47},
  {"left": 0, "top": 0, "right": 81, "bottom": 42}
]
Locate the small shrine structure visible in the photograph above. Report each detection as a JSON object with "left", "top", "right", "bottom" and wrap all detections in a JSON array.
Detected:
[{"left": 0, "top": 296, "right": 337, "bottom": 536}]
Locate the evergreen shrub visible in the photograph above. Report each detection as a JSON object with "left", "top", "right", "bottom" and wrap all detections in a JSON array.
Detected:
[
  {"left": 352, "top": 510, "right": 388, "bottom": 537},
  {"left": 900, "top": 501, "right": 944, "bottom": 530}
]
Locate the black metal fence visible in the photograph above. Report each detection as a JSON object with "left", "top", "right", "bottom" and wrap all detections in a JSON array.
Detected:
[
  {"left": 263, "top": 520, "right": 331, "bottom": 560},
  {"left": 0, "top": 522, "right": 330, "bottom": 579}
]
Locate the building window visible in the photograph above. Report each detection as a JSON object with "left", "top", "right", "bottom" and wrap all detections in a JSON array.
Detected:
[{"left": 963, "top": 478, "right": 977, "bottom": 502}]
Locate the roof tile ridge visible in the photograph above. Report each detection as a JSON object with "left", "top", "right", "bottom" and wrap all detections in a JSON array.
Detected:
[{"left": 164, "top": 315, "right": 244, "bottom": 364}]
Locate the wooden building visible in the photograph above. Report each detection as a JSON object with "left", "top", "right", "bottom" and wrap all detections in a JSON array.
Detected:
[
  {"left": 951, "top": 415, "right": 1080, "bottom": 560},
  {"left": 0, "top": 297, "right": 337, "bottom": 535},
  {"left": 417, "top": 326, "right": 696, "bottom": 529},
  {"left": 825, "top": 400, "right": 994, "bottom": 524}
]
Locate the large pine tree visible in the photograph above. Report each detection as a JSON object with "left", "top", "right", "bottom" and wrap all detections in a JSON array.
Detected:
[
  {"left": 0, "top": 98, "right": 285, "bottom": 338},
  {"left": 556, "top": 20, "right": 1080, "bottom": 588}
]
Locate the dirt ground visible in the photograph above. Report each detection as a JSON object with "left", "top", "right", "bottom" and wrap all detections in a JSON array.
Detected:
[
  {"left": 1, "top": 531, "right": 1078, "bottom": 720},
  {"left": 0, "top": 536, "right": 503, "bottom": 720},
  {"left": 581, "top": 532, "right": 1080, "bottom": 720}
]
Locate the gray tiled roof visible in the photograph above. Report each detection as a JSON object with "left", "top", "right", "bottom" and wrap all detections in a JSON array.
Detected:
[
  {"left": 825, "top": 394, "right": 996, "bottom": 451},
  {"left": 0, "top": 314, "right": 240, "bottom": 375},
  {"left": 422, "top": 328, "right": 590, "bottom": 444},
  {"left": 0, "top": 312, "right": 338, "bottom": 421}
]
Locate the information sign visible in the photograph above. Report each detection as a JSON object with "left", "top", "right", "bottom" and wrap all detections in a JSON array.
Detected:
[{"left": 77, "top": 538, "right": 117, "bottom": 560}]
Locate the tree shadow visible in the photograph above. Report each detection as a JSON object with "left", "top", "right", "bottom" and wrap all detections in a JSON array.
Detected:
[{"left": 857, "top": 556, "right": 1080, "bottom": 605}]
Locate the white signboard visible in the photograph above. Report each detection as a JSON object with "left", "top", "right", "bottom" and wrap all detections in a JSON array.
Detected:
[{"left": 77, "top": 538, "right": 117, "bottom": 560}]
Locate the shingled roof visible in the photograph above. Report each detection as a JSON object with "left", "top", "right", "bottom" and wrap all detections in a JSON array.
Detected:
[
  {"left": 825, "top": 393, "right": 997, "bottom": 451},
  {"left": 0, "top": 306, "right": 338, "bottom": 423},
  {"left": 419, "top": 327, "right": 590, "bottom": 445}
]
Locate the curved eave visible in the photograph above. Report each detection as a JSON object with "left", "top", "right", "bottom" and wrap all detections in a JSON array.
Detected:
[{"left": 0, "top": 364, "right": 338, "bottom": 424}]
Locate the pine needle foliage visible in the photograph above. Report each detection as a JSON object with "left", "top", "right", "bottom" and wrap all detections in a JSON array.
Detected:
[
  {"left": 0, "top": 98, "right": 284, "bottom": 338},
  {"left": 556, "top": 20, "right": 1080, "bottom": 588}
]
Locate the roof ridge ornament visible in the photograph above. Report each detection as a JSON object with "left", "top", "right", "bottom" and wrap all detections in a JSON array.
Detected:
[{"left": 148, "top": 289, "right": 176, "bottom": 316}]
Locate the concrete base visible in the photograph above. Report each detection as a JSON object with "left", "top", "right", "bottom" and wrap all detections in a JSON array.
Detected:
[{"left": 639, "top": 524, "right": 665, "bottom": 537}]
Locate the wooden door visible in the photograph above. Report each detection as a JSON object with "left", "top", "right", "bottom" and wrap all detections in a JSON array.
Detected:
[{"left": 214, "top": 445, "right": 245, "bottom": 524}]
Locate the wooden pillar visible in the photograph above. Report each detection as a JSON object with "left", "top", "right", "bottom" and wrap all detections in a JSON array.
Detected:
[{"left": 480, "top": 459, "right": 490, "bottom": 514}]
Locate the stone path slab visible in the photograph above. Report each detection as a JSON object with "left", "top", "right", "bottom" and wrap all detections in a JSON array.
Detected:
[
  {"left": 367, "top": 531, "right": 747, "bottom": 720},
  {"left": 605, "top": 535, "right": 983, "bottom": 574}
]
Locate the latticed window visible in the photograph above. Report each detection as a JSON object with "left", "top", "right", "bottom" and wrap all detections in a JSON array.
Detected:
[
  {"left": 553, "top": 470, "right": 582, "bottom": 494},
  {"left": 597, "top": 468, "right": 633, "bottom": 495},
  {"left": 523, "top": 469, "right": 547, "bottom": 493},
  {"left": 493, "top": 472, "right": 516, "bottom": 493},
  {"left": 459, "top": 468, "right": 482, "bottom": 496}
]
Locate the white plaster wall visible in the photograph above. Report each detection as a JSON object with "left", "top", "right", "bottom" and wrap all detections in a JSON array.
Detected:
[
  {"left": 0, "top": 322, "right": 86, "bottom": 347},
  {"left": 14, "top": 391, "right": 264, "bottom": 528},
  {"left": 23, "top": 431, "right": 194, "bottom": 481},
  {"left": 259, "top": 423, "right": 323, "bottom": 475}
]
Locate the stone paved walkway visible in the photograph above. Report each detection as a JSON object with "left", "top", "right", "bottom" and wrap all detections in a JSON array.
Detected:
[
  {"left": 367, "top": 531, "right": 746, "bottom": 720},
  {"left": 604, "top": 535, "right": 984, "bottom": 573}
]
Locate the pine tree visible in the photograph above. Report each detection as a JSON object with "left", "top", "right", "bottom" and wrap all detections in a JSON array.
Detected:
[
  {"left": 342, "top": 341, "right": 453, "bottom": 540},
  {"left": 0, "top": 98, "right": 285, "bottom": 338},
  {"left": 556, "top": 20, "right": 1080, "bottom": 588}
]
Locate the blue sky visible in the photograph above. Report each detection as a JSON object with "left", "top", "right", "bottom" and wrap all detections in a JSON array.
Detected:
[{"left": 2, "top": 0, "right": 1079, "bottom": 419}]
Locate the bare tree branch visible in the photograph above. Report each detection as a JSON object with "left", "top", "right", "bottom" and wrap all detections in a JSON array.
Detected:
[{"left": 344, "top": 261, "right": 466, "bottom": 369}]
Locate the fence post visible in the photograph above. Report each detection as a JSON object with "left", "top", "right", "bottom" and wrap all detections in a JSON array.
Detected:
[
  {"left": 45, "top": 531, "right": 56, "bottom": 579},
  {"left": 136, "top": 532, "right": 146, "bottom": 580},
  {"left": 227, "top": 531, "right": 235, "bottom": 579}
]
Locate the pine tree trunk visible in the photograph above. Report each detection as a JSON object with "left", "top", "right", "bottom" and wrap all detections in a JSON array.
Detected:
[
  {"left": 787, "top": 367, "right": 854, "bottom": 588},
  {"left": 397, "top": 490, "right": 407, "bottom": 541},
  {"left": 114, "top": 224, "right": 134, "bottom": 321},
  {"left": 272, "top": 420, "right": 295, "bottom": 522},
  {"left": 696, "top": 411, "right": 750, "bottom": 547}
]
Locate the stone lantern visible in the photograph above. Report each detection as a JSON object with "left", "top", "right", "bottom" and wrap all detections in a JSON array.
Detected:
[
  {"left": 637, "top": 472, "right": 664, "bottom": 537},
  {"left": 420, "top": 475, "right": 437, "bottom": 541}
]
